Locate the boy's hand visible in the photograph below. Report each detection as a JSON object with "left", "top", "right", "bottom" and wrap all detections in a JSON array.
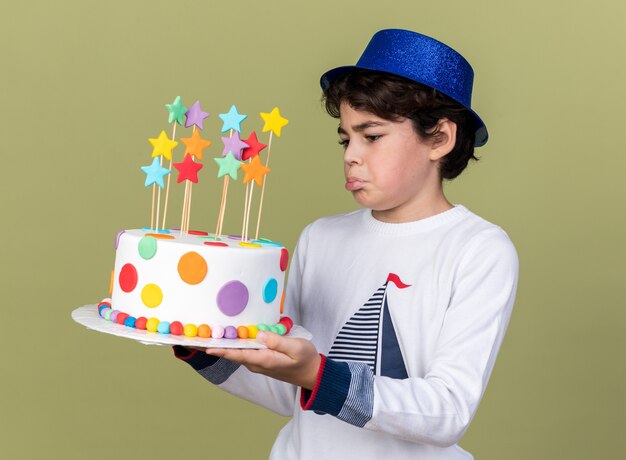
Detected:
[{"left": 205, "top": 332, "right": 321, "bottom": 390}]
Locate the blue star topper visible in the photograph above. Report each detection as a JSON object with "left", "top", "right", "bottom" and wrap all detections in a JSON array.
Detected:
[
  {"left": 141, "top": 157, "right": 171, "bottom": 188},
  {"left": 218, "top": 104, "right": 248, "bottom": 133}
]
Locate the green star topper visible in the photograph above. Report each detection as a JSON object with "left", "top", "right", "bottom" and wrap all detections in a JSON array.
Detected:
[{"left": 165, "top": 96, "right": 188, "bottom": 125}]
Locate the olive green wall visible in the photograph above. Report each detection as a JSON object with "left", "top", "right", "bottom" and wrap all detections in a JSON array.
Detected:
[{"left": 1, "top": 1, "right": 624, "bottom": 458}]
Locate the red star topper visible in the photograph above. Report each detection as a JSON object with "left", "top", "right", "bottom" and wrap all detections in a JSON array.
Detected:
[
  {"left": 241, "top": 131, "right": 267, "bottom": 161},
  {"left": 173, "top": 153, "right": 204, "bottom": 183}
]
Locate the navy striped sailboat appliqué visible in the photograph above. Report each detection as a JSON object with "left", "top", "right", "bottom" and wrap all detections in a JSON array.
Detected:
[{"left": 328, "top": 273, "right": 411, "bottom": 378}]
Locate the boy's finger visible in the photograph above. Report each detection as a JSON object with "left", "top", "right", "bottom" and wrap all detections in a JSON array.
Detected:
[
  {"left": 205, "top": 348, "right": 244, "bottom": 362},
  {"left": 257, "top": 331, "right": 297, "bottom": 355}
]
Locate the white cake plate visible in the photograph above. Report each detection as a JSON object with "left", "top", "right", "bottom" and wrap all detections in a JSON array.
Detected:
[{"left": 72, "top": 304, "right": 312, "bottom": 349}]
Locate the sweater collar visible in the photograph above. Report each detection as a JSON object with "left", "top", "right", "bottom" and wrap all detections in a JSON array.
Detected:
[{"left": 361, "top": 205, "right": 469, "bottom": 236}]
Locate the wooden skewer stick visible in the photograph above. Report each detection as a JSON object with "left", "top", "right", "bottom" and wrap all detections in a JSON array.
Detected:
[
  {"left": 241, "top": 178, "right": 251, "bottom": 241},
  {"left": 155, "top": 156, "right": 163, "bottom": 232},
  {"left": 161, "top": 122, "right": 177, "bottom": 230},
  {"left": 185, "top": 180, "right": 193, "bottom": 233},
  {"left": 216, "top": 175, "right": 229, "bottom": 238},
  {"left": 254, "top": 131, "right": 273, "bottom": 240},
  {"left": 150, "top": 184, "right": 156, "bottom": 231},
  {"left": 180, "top": 179, "right": 189, "bottom": 236},
  {"left": 244, "top": 181, "right": 255, "bottom": 242},
  {"left": 216, "top": 129, "right": 235, "bottom": 238},
  {"left": 215, "top": 179, "right": 225, "bottom": 236},
  {"left": 219, "top": 176, "right": 230, "bottom": 237}
]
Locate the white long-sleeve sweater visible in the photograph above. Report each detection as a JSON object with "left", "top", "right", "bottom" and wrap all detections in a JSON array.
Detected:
[{"left": 175, "top": 205, "right": 519, "bottom": 459}]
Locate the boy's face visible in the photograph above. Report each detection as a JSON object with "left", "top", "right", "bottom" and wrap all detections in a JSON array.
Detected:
[{"left": 338, "top": 103, "right": 450, "bottom": 223}]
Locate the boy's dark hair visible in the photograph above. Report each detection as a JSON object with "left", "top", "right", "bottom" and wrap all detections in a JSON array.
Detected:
[{"left": 322, "top": 69, "right": 478, "bottom": 180}]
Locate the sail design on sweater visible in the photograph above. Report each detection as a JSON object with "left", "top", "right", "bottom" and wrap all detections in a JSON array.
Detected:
[
  {"left": 328, "top": 284, "right": 385, "bottom": 370},
  {"left": 328, "top": 273, "right": 411, "bottom": 378}
]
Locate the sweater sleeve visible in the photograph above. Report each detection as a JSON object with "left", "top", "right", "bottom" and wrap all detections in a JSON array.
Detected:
[
  {"left": 173, "top": 232, "right": 308, "bottom": 417},
  {"left": 301, "top": 228, "right": 519, "bottom": 446},
  {"left": 174, "top": 345, "right": 298, "bottom": 416}
]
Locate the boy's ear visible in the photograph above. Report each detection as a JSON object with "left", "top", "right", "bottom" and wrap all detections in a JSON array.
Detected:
[{"left": 429, "top": 119, "right": 456, "bottom": 161}]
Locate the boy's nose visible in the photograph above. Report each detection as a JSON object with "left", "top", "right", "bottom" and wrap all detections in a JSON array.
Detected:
[{"left": 343, "top": 144, "right": 363, "bottom": 165}]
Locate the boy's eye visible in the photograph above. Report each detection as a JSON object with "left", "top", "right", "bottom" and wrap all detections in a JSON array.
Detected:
[
  {"left": 338, "top": 139, "right": 349, "bottom": 148},
  {"left": 366, "top": 135, "right": 381, "bottom": 142}
]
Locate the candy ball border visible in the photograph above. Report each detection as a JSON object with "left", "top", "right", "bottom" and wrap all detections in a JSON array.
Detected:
[{"left": 96, "top": 299, "right": 294, "bottom": 339}]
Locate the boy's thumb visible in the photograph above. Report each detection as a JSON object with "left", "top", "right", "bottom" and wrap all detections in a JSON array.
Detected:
[{"left": 256, "top": 330, "right": 287, "bottom": 352}]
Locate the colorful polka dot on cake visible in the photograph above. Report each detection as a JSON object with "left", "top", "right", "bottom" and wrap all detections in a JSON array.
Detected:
[
  {"left": 157, "top": 321, "right": 170, "bottom": 334},
  {"left": 217, "top": 280, "right": 249, "bottom": 316},
  {"left": 204, "top": 241, "right": 228, "bottom": 247},
  {"left": 280, "top": 290, "right": 285, "bottom": 314},
  {"left": 178, "top": 251, "right": 208, "bottom": 285},
  {"left": 239, "top": 242, "right": 262, "bottom": 248},
  {"left": 114, "top": 230, "right": 125, "bottom": 249},
  {"left": 263, "top": 278, "right": 278, "bottom": 303},
  {"left": 141, "top": 283, "right": 163, "bottom": 308},
  {"left": 138, "top": 236, "right": 158, "bottom": 259},
  {"left": 119, "top": 264, "right": 138, "bottom": 292},
  {"left": 145, "top": 233, "right": 174, "bottom": 240},
  {"left": 280, "top": 248, "right": 289, "bottom": 271}
]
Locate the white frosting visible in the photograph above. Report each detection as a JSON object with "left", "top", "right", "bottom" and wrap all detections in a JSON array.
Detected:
[{"left": 111, "top": 230, "right": 285, "bottom": 328}]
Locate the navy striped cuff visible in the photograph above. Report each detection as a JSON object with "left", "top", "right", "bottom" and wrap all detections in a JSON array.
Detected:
[
  {"left": 174, "top": 345, "right": 239, "bottom": 385},
  {"left": 173, "top": 346, "right": 240, "bottom": 385},
  {"left": 301, "top": 355, "right": 351, "bottom": 416},
  {"left": 197, "top": 358, "right": 241, "bottom": 385},
  {"left": 337, "top": 361, "right": 374, "bottom": 427},
  {"left": 173, "top": 346, "right": 220, "bottom": 370}
]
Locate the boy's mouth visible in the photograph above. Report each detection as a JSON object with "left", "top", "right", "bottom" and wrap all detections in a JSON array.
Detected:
[{"left": 345, "top": 177, "right": 366, "bottom": 191}]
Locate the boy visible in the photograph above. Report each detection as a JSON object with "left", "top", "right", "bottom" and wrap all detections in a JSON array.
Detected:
[{"left": 174, "top": 29, "right": 518, "bottom": 459}]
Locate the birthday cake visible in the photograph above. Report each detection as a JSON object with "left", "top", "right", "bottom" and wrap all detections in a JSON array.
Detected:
[
  {"left": 95, "top": 97, "right": 293, "bottom": 340},
  {"left": 98, "top": 229, "right": 291, "bottom": 338}
]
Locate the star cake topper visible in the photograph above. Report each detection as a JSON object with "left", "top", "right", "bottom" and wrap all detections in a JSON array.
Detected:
[
  {"left": 221, "top": 131, "right": 249, "bottom": 160},
  {"left": 214, "top": 152, "right": 243, "bottom": 180},
  {"left": 241, "top": 131, "right": 267, "bottom": 161},
  {"left": 260, "top": 107, "right": 288, "bottom": 137},
  {"left": 181, "top": 129, "right": 211, "bottom": 161},
  {"left": 141, "top": 157, "right": 171, "bottom": 188},
  {"left": 218, "top": 105, "right": 248, "bottom": 133},
  {"left": 149, "top": 131, "right": 178, "bottom": 160},
  {"left": 241, "top": 155, "right": 270, "bottom": 186},
  {"left": 185, "top": 100, "right": 210, "bottom": 129},
  {"left": 173, "top": 153, "right": 204, "bottom": 183},
  {"left": 165, "top": 96, "right": 188, "bottom": 125}
]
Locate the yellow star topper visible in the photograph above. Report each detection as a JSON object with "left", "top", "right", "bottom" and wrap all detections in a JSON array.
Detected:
[
  {"left": 260, "top": 107, "right": 289, "bottom": 137},
  {"left": 149, "top": 130, "right": 178, "bottom": 160}
]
